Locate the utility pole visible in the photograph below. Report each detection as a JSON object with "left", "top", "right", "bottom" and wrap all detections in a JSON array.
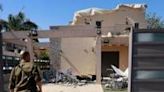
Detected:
[{"left": 0, "top": 26, "right": 4, "bottom": 92}]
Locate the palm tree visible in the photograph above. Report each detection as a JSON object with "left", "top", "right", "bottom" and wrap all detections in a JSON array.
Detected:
[
  {"left": 0, "top": 11, "right": 38, "bottom": 31},
  {"left": 0, "top": 4, "right": 2, "bottom": 11},
  {"left": 21, "top": 20, "right": 38, "bottom": 30},
  {"left": 0, "top": 19, "right": 8, "bottom": 31},
  {"left": 0, "top": 4, "right": 4, "bottom": 30}
]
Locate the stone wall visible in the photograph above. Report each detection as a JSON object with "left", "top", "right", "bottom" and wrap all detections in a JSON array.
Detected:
[{"left": 49, "top": 38, "right": 61, "bottom": 70}]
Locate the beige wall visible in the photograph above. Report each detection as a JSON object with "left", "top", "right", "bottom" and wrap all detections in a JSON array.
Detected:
[
  {"left": 60, "top": 37, "right": 128, "bottom": 75},
  {"left": 102, "top": 45, "right": 128, "bottom": 71},
  {"left": 61, "top": 37, "right": 96, "bottom": 75}
]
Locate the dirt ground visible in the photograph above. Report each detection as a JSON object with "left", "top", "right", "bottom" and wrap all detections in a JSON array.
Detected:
[
  {"left": 4, "top": 74, "right": 127, "bottom": 92},
  {"left": 4, "top": 73, "right": 103, "bottom": 92},
  {"left": 42, "top": 83, "right": 103, "bottom": 92}
]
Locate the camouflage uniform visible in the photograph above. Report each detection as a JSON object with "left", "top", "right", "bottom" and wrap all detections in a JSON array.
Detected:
[{"left": 9, "top": 61, "right": 41, "bottom": 92}]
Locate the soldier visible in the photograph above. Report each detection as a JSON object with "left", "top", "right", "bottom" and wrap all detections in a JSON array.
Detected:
[{"left": 9, "top": 51, "right": 42, "bottom": 92}]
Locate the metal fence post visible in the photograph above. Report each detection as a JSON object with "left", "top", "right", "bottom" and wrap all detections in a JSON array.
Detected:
[{"left": 0, "top": 27, "right": 4, "bottom": 92}]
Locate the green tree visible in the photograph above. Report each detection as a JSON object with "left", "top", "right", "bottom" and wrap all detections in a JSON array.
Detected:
[
  {"left": 39, "top": 51, "right": 50, "bottom": 60},
  {"left": 0, "top": 4, "right": 2, "bottom": 11},
  {"left": 0, "top": 12, "right": 38, "bottom": 31},
  {"left": 146, "top": 13, "right": 164, "bottom": 29},
  {"left": 0, "top": 4, "right": 4, "bottom": 30}
]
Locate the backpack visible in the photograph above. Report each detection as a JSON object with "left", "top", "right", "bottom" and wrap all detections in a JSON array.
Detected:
[{"left": 15, "top": 65, "right": 38, "bottom": 92}]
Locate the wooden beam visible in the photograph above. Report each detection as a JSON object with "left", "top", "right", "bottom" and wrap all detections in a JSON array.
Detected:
[
  {"left": 96, "top": 36, "right": 101, "bottom": 84},
  {"left": 2, "top": 26, "right": 97, "bottom": 39}
]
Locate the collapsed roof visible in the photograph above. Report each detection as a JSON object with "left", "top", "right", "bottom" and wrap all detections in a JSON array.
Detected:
[{"left": 72, "top": 4, "right": 147, "bottom": 25}]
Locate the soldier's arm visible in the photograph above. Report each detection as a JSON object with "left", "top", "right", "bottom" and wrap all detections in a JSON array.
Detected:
[
  {"left": 35, "top": 66, "right": 42, "bottom": 92},
  {"left": 8, "top": 68, "right": 15, "bottom": 92},
  {"left": 37, "top": 81, "right": 42, "bottom": 92}
]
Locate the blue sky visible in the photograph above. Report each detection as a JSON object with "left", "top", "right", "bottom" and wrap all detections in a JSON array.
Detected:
[{"left": 0, "top": 0, "right": 164, "bottom": 29}]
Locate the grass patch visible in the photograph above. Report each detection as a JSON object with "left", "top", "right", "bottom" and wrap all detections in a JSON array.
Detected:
[{"left": 102, "top": 85, "right": 127, "bottom": 92}]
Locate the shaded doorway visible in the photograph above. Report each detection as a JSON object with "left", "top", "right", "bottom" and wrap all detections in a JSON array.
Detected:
[{"left": 101, "top": 51, "right": 119, "bottom": 77}]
